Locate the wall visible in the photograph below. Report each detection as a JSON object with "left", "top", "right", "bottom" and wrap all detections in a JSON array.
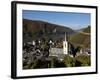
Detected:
[{"left": 0, "top": 0, "right": 99, "bottom": 80}]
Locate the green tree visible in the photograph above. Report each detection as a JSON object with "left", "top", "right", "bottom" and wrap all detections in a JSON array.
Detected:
[{"left": 70, "top": 43, "right": 81, "bottom": 57}]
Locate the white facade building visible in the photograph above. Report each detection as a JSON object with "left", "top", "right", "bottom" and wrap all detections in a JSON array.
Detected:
[{"left": 32, "top": 40, "right": 35, "bottom": 46}]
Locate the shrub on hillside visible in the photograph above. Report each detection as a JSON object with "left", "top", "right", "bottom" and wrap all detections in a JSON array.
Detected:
[
  {"left": 62, "top": 54, "right": 91, "bottom": 67},
  {"left": 75, "top": 54, "right": 91, "bottom": 66},
  {"left": 63, "top": 55, "right": 75, "bottom": 67},
  {"left": 50, "top": 56, "right": 66, "bottom": 68}
]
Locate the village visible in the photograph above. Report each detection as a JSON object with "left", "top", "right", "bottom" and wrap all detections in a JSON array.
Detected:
[{"left": 23, "top": 33, "right": 90, "bottom": 69}]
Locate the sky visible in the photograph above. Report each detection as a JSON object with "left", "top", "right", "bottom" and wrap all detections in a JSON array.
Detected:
[{"left": 23, "top": 10, "right": 90, "bottom": 30}]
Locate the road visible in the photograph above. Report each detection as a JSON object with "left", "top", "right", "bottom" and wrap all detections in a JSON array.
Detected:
[{"left": 78, "top": 31, "right": 90, "bottom": 36}]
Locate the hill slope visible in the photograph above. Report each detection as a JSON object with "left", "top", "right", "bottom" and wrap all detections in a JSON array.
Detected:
[
  {"left": 70, "top": 26, "right": 91, "bottom": 48},
  {"left": 82, "top": 26, "right": 90, "bottom": 33},
  {"left": 23, "top": 19, "right": 75, "bottom": 42}
]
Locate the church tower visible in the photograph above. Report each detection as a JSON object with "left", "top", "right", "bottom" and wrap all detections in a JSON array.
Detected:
[{"left": 63, "top": 32, "right": 68, "bottom": 54}]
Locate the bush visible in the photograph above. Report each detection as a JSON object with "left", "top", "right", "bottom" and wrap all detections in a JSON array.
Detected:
[
  {"left": 63, "top": 55, "right": 75, "bottom": 67},
  {"left": 75, "top": 55, "right": 91, "bottom": 66},
  {"left": 50, "top": 56, "right": 66, "bottom": 68},
  {"left": 62, "top": 54, "right": 91, "bottom": 67}
]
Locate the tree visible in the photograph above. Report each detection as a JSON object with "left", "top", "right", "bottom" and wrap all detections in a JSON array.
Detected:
[{"left": 69, "top": 43, "right": 81, "bottom": 57}]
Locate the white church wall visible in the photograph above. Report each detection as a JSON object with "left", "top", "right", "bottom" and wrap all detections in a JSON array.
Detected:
[{"left": 63, "top": 41, "right": 68, "bottom": 54}]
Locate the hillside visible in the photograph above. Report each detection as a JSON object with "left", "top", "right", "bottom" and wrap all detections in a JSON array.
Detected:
[
  {"left": 83, "top": 26, "right": 90, "bottom": 33},
  {"left": 23, "top": 19, "right": 75, "bottom": 42},
  {"left": 69, "top": 26, "right": 91, "bottom": 48}
]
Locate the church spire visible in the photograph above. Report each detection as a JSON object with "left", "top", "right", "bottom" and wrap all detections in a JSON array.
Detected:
[
  {"left": 64, "top": 32, "right": 69, "bottom": 42},
  {"left": 64, "top": 32, "right": 68, "bottom": 41},
  {"left": 65, "top": 32, "right": 66, "bottom": 41}
]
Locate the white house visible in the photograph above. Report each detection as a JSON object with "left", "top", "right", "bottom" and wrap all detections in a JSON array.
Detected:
[{"left": 32, "top": 40, "right": 35, "bottom": 46}]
